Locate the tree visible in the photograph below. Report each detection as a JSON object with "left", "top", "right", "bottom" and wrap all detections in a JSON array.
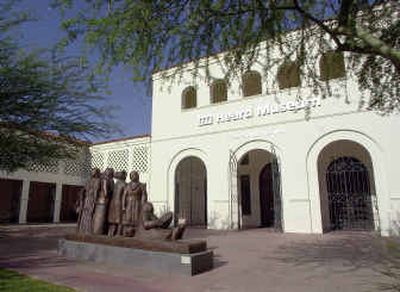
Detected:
[
  {"left": 55, "top": 0, "right": 399, "bottom": 112},
  {"left": 0, "top": 1, "right": 115, "bottom": 172}
]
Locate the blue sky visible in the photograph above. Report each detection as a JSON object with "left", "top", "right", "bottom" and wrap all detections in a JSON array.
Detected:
[{"left": 16, "top": 0, "right": 152, "bottom": 142}]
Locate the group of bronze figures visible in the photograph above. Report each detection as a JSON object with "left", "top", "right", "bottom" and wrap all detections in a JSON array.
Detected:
[{"left": 76, "top": 168, "right": 186, "bottom": 241}]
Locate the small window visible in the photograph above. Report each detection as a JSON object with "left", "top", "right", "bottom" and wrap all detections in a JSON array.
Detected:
[
  {"left": 242, "top": 70, "right": 262, "bottom": 97},
  {"left": 182, "top": 86, "right": 197, "bottom": 109},
  {"left": 320, "top": 51, "right": 345, "bottom": 81},
  {"left": 240, "top": 175, "right": 251, "bottom": 215},
  {"left": 277, "top": 61, "right": 300, "bottom": 89},
  {"left": 210, "top": 79, "right": 227, "bottom": 103}
]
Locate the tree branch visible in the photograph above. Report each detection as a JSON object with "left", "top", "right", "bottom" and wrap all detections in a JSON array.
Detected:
[
  {"left": 291, "top": 0, "right": 343, "bottom": 49},
  {"left": 354, "top": 25, "right": 400, "bottom": 71}
]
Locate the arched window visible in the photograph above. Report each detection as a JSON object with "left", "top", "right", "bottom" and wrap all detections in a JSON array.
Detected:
[
  {"left": 210, "top": 79, "right": 227, "bottom": 103},
  {"left": 182, "top": 86, "right": 197, "bottom": 109},
  {"left": 242, "top": 70, "right": 262, "bottom": 97},
  {"left": 277, "top": 61, "right": 300, "bottom": 89},
  {"left": 320, "top": 51, "right": 345, "bottom": 81}
]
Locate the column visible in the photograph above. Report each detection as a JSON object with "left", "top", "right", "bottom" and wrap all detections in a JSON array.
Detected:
[
  {"left": 207, "top": 151, "right": 232, "bottom": 230},
  {"left": 18, "top": 179, "right": 30, "bottom": 224},
  {"left": 53, "top": 182, "right": 63, "bottom": 223}
]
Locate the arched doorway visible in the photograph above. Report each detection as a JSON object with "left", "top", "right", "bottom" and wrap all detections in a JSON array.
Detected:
[
  {"left": 174, "top": 156, "right": 207, "bottom": 227},
  {"left": 326, "top": 157, "right": 374, "bottom": 230},
  {"left": 318, "top": 140, "right": 377, "bottom": 232},
  {"left": 237, "top": 149, "right": 282, "bottom": 230}
]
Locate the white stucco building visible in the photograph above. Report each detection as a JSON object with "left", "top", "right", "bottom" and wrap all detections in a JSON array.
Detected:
[
  {"left": 148, "top": 43, "right": 400, "bottom": 236},
  {"left": 1, "top": 34, "right": 399, "bottom": 237}
]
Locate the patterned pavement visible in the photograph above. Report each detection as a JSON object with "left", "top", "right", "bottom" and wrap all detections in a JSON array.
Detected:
[{"left": 0, "top": 225, "right": 398, "bottom": 292}]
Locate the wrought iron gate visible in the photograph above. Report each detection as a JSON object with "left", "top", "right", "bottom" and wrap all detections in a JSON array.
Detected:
[{"left": 326, "top": 156, "right": 375, "bottom": 231}]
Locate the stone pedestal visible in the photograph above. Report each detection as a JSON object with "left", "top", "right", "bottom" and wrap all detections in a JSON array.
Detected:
[{"left": 58, "top": 237, "right": 213, "bottom": 276}]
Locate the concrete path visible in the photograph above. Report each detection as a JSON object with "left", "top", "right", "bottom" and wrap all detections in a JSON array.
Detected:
[{"left": 0, "top": 225, "right": 398, "bottom": 292}]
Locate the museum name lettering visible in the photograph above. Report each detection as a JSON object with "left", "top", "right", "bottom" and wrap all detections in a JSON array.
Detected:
[{"left": 198, "top": 97, "right": 321, "bottom": 127}]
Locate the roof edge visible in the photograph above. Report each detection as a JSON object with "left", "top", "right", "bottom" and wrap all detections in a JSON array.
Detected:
[{"left": 91, "top": 134, "right": 151, "bottom": 146}]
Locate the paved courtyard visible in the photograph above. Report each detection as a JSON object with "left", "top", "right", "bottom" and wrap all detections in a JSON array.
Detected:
[{"left": 0, "top": 225, "right": 398, "bottom": 292}]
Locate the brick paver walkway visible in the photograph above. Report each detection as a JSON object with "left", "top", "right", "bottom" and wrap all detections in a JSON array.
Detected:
[{"left": 0, "top": 225, "right": 397, "bottom": 291}]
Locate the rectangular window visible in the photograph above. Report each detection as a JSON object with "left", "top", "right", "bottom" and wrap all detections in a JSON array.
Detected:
[{"left": 240, "top": 175, "right": 251, "bottom": 215}]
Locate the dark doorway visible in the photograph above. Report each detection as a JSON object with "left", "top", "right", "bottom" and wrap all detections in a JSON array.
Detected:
[
  {"left": 175, "top": 156, "right": 207, "bottom": 227},
  {"left": 326, "top": 156, "right": 374, "bottom": 231},
  {"left": 27, "top": 182, "right": 55, "bottom": 223},
  {"left": 240, "top": 175, "right": 251, "bottom": 216},
  {"left": 259, "top": 163, "right": 274, "bottom": 227},
  {"left": 60, "top": 185, "right": 83, "bottom": 222},
  {"left": 0, "top": 179, "right": 22, "bottom": 223}
]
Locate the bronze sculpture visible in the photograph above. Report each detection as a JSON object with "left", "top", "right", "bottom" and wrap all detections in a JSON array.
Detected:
[
  {"left": 76, "top": 168, "right": 101, "bottom": 234},
  {"left": 93, "top": 168, "right": 114, "bottom": 235},
  {"left": 107, "top": 171, "right": 126, "bottom": 236},
  {"left": 122, "top": 171, "right": 147, "bottom": 236},
  {"left": 139, "top": 202, "right": 186, "bottom": 241},
  {"left": 76, "top": 168, "right": 187, "bottom": 242}
]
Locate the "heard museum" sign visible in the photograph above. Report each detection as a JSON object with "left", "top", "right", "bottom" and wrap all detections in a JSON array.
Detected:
[{"left": 198, "top": 97, "right": 321, "bottom": 127}]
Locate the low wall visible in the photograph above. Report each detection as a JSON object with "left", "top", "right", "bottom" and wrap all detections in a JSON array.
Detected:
[{"left": 58, "top": 238, "right": 213, "bottom": 276}]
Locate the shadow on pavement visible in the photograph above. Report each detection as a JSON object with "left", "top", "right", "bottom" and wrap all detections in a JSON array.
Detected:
[{"left": 268, "top": 232, "right": 389, "bottom": 272}]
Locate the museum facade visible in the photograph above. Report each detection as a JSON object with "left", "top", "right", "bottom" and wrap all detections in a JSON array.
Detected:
[
  {"left": 148, "top": 48, "right": 400, "bottom": 236},
  {"left": 1, "top": 40, "right": 399, "bottom": 237}
]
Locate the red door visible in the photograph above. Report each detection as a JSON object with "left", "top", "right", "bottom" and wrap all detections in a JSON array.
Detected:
[
  {"left": 0, "top": 179, "right": 22, "bottom": 223},
  {"left": 61, "top": 185, "right": 83, "bottom": 222},
  {"left": 27, "top": 182, "right": 55, "bottom": 223}
]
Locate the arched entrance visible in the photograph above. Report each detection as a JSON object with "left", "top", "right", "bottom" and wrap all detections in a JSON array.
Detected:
[
  {"left": 326, "top": 157, "right": 374, "bottom": 230},
  {"left": 237, "top": 149, "right": 282, "bottom": 230},
  {"left": 174, "top": 156, "right": 207, "bottom": 227},
  {"left": 318, "top": 140, "right": 377, "bottom": 232}
]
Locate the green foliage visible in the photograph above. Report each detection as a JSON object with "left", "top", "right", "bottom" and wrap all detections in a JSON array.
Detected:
[
  {"left": 53, "top": 0, "right": 400, "bottom": 113},
  {"left": 0, "top": 268, "right": 74, "bottom": 291},
  {"left": 0, "top": 2, "right": 116, "bottom": 172}
]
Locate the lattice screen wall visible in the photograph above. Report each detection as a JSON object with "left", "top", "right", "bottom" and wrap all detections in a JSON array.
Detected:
[
  {"left": 64, "top": 155, "right": 91, "bottom": 177},
  {"left": 91, "top": 152, "right": 105, "bottom": 170},
  {"left": 131, "top": 145, "right": 149, "bottom": 173},
  {"left": 19, "top": 141, "right": 150, "bottom": 180},
  {"left": 107, "top": 149, "right": 129, "bottom": 172},
  {"left": 89, "top": 143, "right": 150, "bottom": 175},
  {"left": 27, "top": 160, "right": 59, "bottom": 174}
]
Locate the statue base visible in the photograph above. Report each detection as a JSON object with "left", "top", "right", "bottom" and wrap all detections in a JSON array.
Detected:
[{"left": 58, "top": 235, "right": 213, "bottom": 276}]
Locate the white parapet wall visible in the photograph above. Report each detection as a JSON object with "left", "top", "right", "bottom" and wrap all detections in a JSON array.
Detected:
[
  {"left": 89, "top": 135, "right": 151, "bottom": 184},
  {"left": 89, "top": 135, "right": 164, "bottom": 214}
]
